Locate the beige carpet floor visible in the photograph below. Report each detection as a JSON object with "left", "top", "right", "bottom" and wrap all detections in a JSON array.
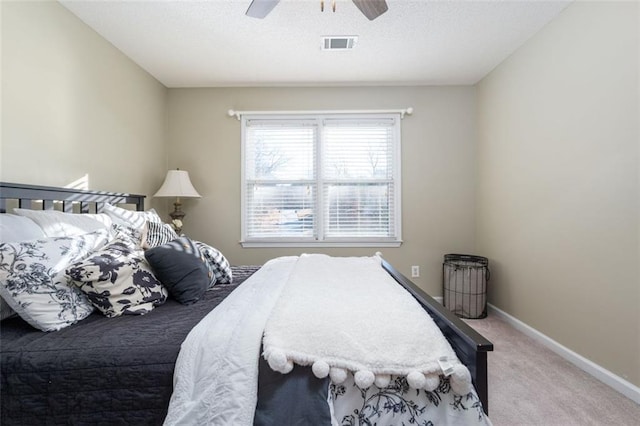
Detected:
[{"left": 464, "top": 314, "right": 640, "bottom": 426}]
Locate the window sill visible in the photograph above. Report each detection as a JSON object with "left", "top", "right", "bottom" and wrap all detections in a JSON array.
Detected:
[{"left": 240, "top": 240, "right": 403, "bottom": 248}]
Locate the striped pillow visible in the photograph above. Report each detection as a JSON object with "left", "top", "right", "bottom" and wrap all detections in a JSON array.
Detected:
[
  {"left": 145, "top": 221, "right": 179, "bottom": 248},
  {"left": 194, "top": 241, "right": 233, "bottom": 286}
]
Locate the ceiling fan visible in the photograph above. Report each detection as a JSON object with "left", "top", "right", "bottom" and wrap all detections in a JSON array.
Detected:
[{"left": 246, "top": 0, "right": 389, "bottom": 21}]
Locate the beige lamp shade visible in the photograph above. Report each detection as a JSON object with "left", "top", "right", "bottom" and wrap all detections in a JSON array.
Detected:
[
  {"left": 153, "top": 170, "right": 200, "bottom": 233},
  {"left": 153, "top": 170, "right": 201, "bottom": 199}
]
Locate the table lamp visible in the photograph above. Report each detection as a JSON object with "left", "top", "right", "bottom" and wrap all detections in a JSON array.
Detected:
[{"left": 153, "top": 169, "right": 201, "bottom": 232}]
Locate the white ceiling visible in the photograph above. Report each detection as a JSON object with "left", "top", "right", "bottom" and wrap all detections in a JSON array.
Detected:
[{"left": 60, "top": 0, "right": 571, "bottom": 88}]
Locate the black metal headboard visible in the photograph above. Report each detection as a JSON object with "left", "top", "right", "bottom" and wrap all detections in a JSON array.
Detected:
[{"left": 0, "top": 182, "right": 145, "bottom": 213}]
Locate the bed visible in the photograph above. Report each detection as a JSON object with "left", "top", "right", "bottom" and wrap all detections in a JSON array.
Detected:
[{"left": 0, "top": 182, "right": 493, "bottom": 425}]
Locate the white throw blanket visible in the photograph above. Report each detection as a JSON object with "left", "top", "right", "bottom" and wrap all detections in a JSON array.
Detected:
[
  {"left": 262, "top": 254, "right": 472, "bottom": 394},
  {"left": 164, "top": 257, "right": 297, "bottom": 426},
  {"left": 165, "top": 255, "right": 473, "bottom": 426}
]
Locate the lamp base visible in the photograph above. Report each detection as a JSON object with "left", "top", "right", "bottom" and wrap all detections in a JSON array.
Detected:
[{"left": 169, "top": 200, "right": 185, "bottom": 233}]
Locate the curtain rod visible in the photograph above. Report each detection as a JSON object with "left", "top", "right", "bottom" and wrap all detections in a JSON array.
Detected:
[{"left": 227, "top": 107, "right": 413, "bottom": 120}]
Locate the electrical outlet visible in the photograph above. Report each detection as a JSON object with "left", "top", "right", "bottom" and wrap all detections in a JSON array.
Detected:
[{"left": 411, "top": 265, "right": 420, "bottom": 278}]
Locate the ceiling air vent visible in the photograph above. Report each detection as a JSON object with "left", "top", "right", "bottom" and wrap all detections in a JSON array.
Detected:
[{"left": 321, "top": 36, "right": 358, "bottom": 51}]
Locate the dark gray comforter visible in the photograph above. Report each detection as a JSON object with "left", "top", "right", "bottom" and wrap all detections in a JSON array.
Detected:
[{"left": 0, "top": 266, "right": 258, "bottom": 425}]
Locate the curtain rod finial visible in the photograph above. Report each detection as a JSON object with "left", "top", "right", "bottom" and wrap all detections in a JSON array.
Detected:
[
  {"left": 227, "top": 109, "right": 241, "bottom": 120},
  {"left": 400, "top": 107, "right": 414, "bottom": 119}
]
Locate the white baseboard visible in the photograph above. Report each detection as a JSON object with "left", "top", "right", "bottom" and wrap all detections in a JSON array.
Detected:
[{"left": 487, "top": 303, "right": 640, "bottom": 405}]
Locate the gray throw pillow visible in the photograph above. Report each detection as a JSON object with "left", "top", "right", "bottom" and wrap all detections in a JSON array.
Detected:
[{"left": 144, "top": 237, "right": 210, "bottom": 305}]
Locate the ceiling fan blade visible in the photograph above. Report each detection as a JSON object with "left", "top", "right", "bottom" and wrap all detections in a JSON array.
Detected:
[
  {"left": 352, "top": 0, "right": 388, "bottom": 21},
  {"left": 246, "top": 0, "right": 280, "bottom": 19}
]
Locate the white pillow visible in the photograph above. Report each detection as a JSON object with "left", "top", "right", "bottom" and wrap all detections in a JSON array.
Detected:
[
  {"left": 0, "top": 229, "right": 110, "bottom": 331},
  {"left": 102, "top": 203, "right": 162, "bottom": 232},
  {"left": 0, "top": 214, "right": 46, "bottom": 243},
  {"left": 13, "top": 209, "right": 112, "bottom": 238}
]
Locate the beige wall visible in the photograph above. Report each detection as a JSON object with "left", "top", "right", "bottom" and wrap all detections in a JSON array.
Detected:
[
  {"left": 4, "top": 0, "right": 638, "bottom": 393},
  {"left": 167, "top": 86, "right": 477, "bottom": 293},
  {"left": 1, "top": 0, "right": 167, "bottom": 198},
  {"left": 476, "top": 1, "right": 639, "bottom": 386}
]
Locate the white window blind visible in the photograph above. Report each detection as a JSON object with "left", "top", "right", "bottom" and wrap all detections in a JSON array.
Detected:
[{"left": 241, "top": 114, "right": 401, "bottom": 247}]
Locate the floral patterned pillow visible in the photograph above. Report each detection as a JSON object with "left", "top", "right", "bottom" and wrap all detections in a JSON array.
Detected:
[
  {"left": 65, "top": 237, "right": 168, "bottom": 317},
  {"left": 0, "top": 229, "right": 111, "bottom": 331}
]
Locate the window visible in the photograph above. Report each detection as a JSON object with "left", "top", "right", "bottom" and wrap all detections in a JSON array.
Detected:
[{"left": 241, "top": 113, "right": 401, "bottom": 247}]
